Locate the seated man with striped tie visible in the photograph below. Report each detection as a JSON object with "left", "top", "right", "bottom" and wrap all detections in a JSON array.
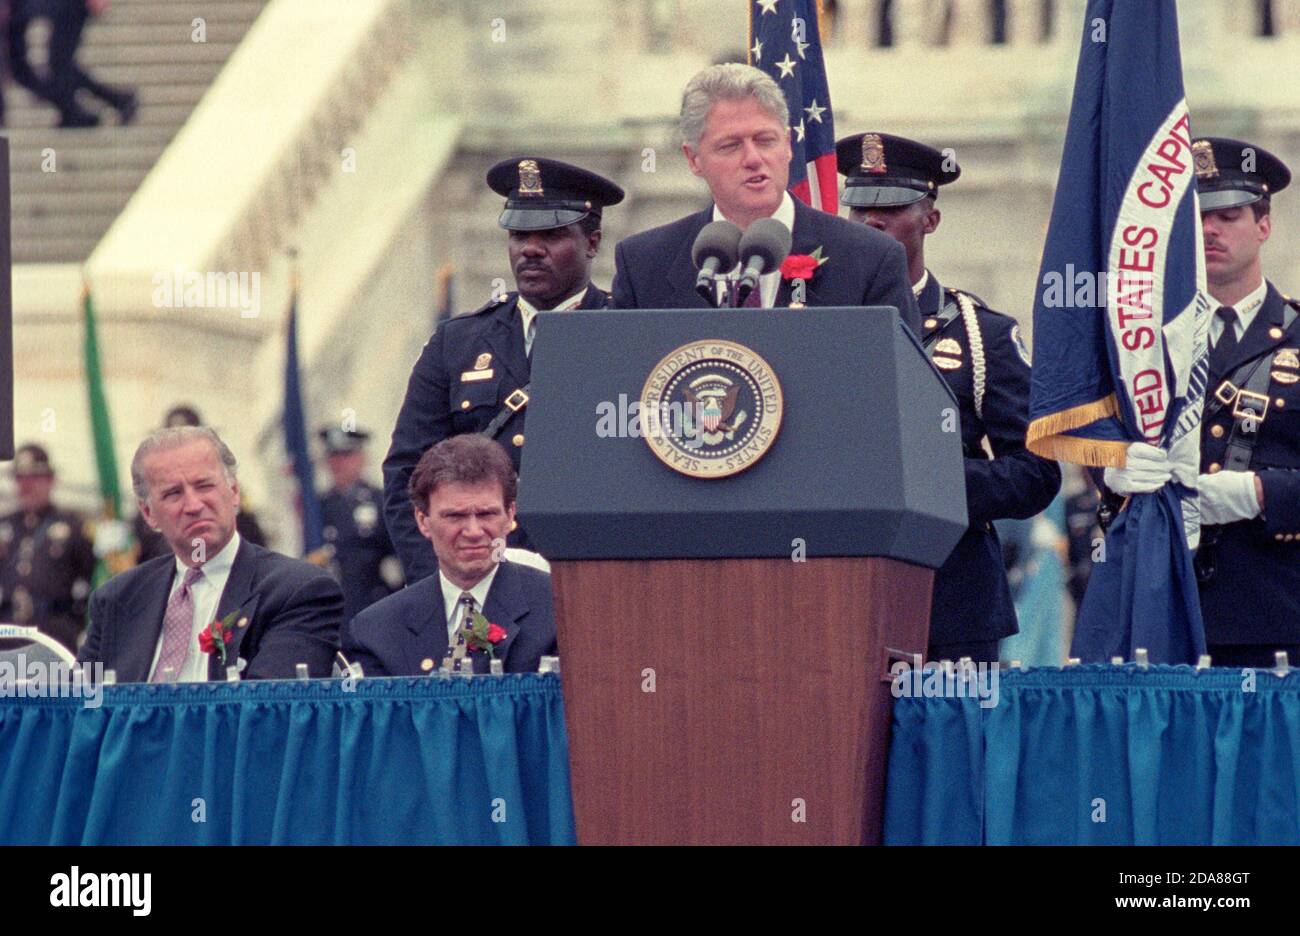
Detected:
[
  {"left": 78, "top": 427, "right": 344, "bottom": 682},
  {"left": 343, "top": 434, "right": 556, "bottom": 676}
]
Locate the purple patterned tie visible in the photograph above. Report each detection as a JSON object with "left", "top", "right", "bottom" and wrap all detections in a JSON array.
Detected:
[
  {"left": 743, "top": 282, "right": 763, "bottom": 308},
  {"left": 151, "top": 566, "right": 203, "bottom": 683}
]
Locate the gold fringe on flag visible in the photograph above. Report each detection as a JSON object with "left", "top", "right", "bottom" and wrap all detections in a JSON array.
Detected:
[{"left": 1025, "top": 394, "right": 1130, "bottom": 466}]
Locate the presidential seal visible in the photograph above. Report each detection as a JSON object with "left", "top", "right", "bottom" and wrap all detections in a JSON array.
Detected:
[{"left": 639, "top": 340, "right": 783, "bottom": 478}]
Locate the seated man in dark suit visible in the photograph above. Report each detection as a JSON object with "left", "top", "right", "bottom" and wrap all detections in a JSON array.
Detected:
[
  {"left": 78, "top": 427, "right": 343, "bottom": 682},
  {"left": 345, "top": 434, "right": 556, "bottom": 675},
  {"left": 610, "top": 62, "right": 919, "bottom": 333}
]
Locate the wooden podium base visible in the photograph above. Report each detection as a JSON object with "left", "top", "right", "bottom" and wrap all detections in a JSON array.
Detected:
[{"left": 552, "top": 556, "right": 933, "bottom": 845}]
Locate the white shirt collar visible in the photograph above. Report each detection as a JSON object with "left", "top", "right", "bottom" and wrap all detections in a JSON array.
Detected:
[
  {"left": 174, "top": 529, "right": 241, "bottom": 582},
  {"left": 1230, "top": 278, "right": 1268, "bottom": 326},
  {"left": 912, "top": 269, "right": 930, "bottom": 299},
  {"left": 712, "top": 191, "right": 796, "bottom": 235},
  {"left": 439, "top": 562, "right": 501, "bottom": 639},
  {"left": 517, "top": 286, "right": 589, "bottom": 345}
]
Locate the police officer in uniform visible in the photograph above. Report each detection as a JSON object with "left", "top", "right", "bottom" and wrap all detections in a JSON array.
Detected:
[
  {"left": 1189, "top": 138, "right": 1300, "bottom": 667},
  {"left": 383, "top": 157, "right": 624, "bottom": 584},
  {"left": 837, "top": 132, "right": 1062, "bottom": 663},
  {"left": 133, "top": 404, "right": 268, "bottom": 562},
  {"left": 318, "top": 426, "right": 403, "bottom": 623},
  {"left": 0, "top": 444, "right": 96, "bottom": 651}
]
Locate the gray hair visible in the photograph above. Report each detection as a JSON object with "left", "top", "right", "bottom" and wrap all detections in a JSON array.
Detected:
[
  {"left": 679, "top": 63, "right": 789, "bottom": 151},
  {"left": 131, "top": 426, "right": 238, "bottom": 500}
]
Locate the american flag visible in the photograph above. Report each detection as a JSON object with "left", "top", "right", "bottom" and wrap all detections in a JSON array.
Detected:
[{"left": 748, "top": 0, "right": 838, "bottom": 214}]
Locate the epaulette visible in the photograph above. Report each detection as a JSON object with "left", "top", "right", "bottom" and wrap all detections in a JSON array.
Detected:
[
  {"left": 465, "top": 292, "right": 514, "bottom": 317},
  {"left": 943, "top": 286, "right": 990, "bottom": 309}
]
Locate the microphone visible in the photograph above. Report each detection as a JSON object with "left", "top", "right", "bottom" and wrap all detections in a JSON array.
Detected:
[
  {"left": 692, "top": 220, "right": 743, "bottom": 306},
  {"left": 734, "top": 217, "right": 793, "bottom": 306}
]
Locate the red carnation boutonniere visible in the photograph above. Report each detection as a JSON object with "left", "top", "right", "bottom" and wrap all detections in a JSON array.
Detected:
[
  {"left": 198, "top": 609, "right": 242, "bottom": 667},
  {"left": 780, "top": 246, "right": 829, "bottom": 282},
  {"left": 459, "top": 610, "right": 508, "bottom": 660}
]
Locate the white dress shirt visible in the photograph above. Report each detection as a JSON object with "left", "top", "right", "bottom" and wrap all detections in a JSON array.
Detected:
[
  {"left": 713, "top": 192, "right": 796, "bottom": 308},
  {"left": 148, "top": 531, "right": 241, "bottom": 683},
  {"left": 518, "top": 287, "right": 589, "bottom": 357},
  {"left": 439, "top": 563, "right": 500, "bottom": 644},
  {"left": 1210, "top": 278, "right": 1268, "bottom": 346},
  {"left": 912, "top": 269, "right": 930, "bottom": 300}
]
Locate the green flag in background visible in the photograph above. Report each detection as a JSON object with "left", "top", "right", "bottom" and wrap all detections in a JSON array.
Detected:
[{"left": 82, "top": 284, "right": 133, "bottom": 586}]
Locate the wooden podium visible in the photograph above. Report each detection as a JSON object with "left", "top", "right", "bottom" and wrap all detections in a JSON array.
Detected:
[{"left": 520, "top": 307, "right": 966, "bottom": 845}]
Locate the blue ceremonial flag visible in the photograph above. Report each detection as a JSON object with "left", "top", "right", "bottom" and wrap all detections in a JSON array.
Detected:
[
  {"left": 1025, "top": 0, "right": 1209, "bottom": 664},
  {"left": 748, "top": 0, "right": 837, "bottom": 213},
  {"left": 283, "top": 284, "right": 325, "bottom": 555}
]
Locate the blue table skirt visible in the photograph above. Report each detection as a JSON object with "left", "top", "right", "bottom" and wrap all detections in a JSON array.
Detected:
[
  {"left": 884, "top": 664, "right": 1300, "bottom": 845},
  {"left": 9, "top": 664, "right": 1296, "bottom": 845},
  {"left": 0, "top": 674, "right": 575, "bottom": 845}
]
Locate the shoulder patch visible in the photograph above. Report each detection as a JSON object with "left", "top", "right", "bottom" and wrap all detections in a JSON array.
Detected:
[{"left": 1011, "top": 324, "right": 1031, "bottom": 366}]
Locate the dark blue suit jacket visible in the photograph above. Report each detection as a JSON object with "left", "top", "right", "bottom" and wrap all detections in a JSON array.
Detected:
[
  {"left": 341, "top": 559, "right": 556, "bottom": 675},
  {"left": 609, "top": 199, "right": 921, "bottom": 334},
  {"left": 918, "top": 273, "right": 1061, "bottom": 648},
  {"left": 1198, "top": 283, "right": 1300, "bottom": 644},
  {"left": 78, "top": 538, "right": 344, "bottom": 681},
  {"left": 383, "top": 287, "right": 610, "bottom": 584}
]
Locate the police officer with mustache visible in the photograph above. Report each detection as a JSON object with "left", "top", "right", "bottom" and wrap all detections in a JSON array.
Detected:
[{"left": 383, "top": 157, "right": 624, "bottom": 584}]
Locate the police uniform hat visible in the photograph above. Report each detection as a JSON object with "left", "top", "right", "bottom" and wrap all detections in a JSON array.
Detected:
[
  {"left": 485, "top": 157, "right": 624, "bottom": 232},
  {"left": 163, "top": 404, "right": 203, "bottom": 428},
  {"left": 319, "top": 426, "right": 371, "bottom": 455},
  {"left": 836, "top": 132, "right": 960, "bottom": 208},
  {"left": 1193, "top": 136, "right": 1291, "bottom": 212},
  {"left": 12, "top": 443, "right": 54, "bottom": 478}
]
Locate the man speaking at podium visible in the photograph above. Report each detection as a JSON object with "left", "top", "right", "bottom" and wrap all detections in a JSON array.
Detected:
[{"left": 610, "top": 63, "right": 918, "bottom": 334}]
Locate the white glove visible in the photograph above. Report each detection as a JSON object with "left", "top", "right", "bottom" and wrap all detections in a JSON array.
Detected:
[
  {"left": 1103, "top": 442, "right": 1171, "bottom": 494},
  {"left": 1198, "top": 470, "right": 1261, "bottom": 526}
]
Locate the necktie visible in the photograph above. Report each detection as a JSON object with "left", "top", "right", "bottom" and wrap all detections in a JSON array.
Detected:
[
  {"left": 1209, "top": 305, "right": 1240, "bottom": 374},
  {"left": 447, "top": 592, "right": 476, "bottom": 670},
  {"left": 742, "top": 281, "right": 763, "bottom": 308},
  {"left": 152, "top": 566, "right": 203, "bottom": 683}
]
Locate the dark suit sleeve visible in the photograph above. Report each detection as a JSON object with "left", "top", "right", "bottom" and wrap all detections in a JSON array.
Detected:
[
  {"left": 964, "top": 316, "right": 1062, "bottom": 527},
  {"left": 610, "top": 239, "right": 637, "bottom": 309},
  {"left": 77, "top": 584, "right": 108, "bottom": 665},
  {"left": 382, "top": 327, "right": 449, "bottom": 585},
  {"left": 865, "top": 238, "right": 921, "bottom": 336},
  {"left": 245, "top": 570, "right": 343, "bottom": 679},
  {"left": 1257, "top": 469, "right": 1300, "bottom": 537},
  {"left": 339, "top": 612, "right": 391, "bottom": 677}
]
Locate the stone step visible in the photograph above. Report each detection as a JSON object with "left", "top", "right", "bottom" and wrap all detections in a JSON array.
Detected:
[
  {"left": 10, "top": 168, "right": 148, "bottom": 194},
  {"left": 91, "top": 1, "right": 268, "bottom": 22},
  {"left": 79, "top": 41, "right": 244, "bottom": 67},
  {"left": 11, "top": 238, "right": 101, "bottom": 263},
  {"left": 69, "top": 62, "right": 228, "bottom": 86},
  {"left": 3, "top": 123, "right": 180, "bottom": 150},
  {"left": 14, "top": 195, "right": 131, "bottom": 226},
  {"left": 3, "top": 102, "right": 201, "bottom": 131},
  {"left": 7, "top": 146, "right": 170, "bottom": 175}
]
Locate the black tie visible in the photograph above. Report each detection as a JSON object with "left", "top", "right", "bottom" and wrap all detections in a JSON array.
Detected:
[{"left": 1210, "top": 305, "right": 1239, "bottom": 374}]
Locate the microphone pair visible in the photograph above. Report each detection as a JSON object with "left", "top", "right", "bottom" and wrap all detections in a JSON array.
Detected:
[{"left": 692, "top": 218, "right": 793, "bottom": 307}]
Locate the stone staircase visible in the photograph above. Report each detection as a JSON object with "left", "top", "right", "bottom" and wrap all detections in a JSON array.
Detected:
[{"left": 2, "top": 0, "right": 269, "bottom": 264}]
